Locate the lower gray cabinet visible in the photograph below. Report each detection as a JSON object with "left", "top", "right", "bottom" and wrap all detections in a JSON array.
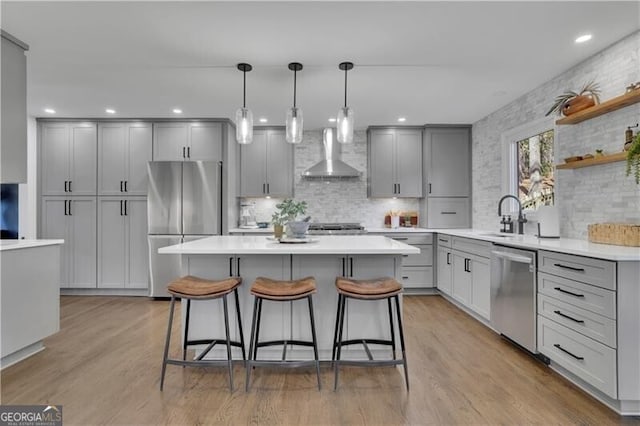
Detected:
[
  {"left": 98, "top": 197, "right": 148, "bottom": 289},
  {"left": 42, "top": 197, "right": 97, "bottom": 288}
]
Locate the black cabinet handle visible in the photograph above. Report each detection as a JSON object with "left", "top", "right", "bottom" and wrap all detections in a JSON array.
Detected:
[
  {"left": 120, "top": 181, "right": 123, "bottom": 192},
  {"left": 68, "top": 181, "right": 72, "bottom": 192},
  {"left": 68, "top": 200, "right": 72, "bottom": 216},
  {"left": 554, "top": 287, "right": 585, "bottom": 298},
  {"left": 438, "top": 238, "right": 448, "bottom": 242},
  {"left": 64, "top": 180, "right": 68, "bottom": 192},
  {"left": 229, "top": 257, "right": 233, "bottom": 276},
  {"left": 124, "top": 200, "right": 128, "bottom": 216},
  {"left": 553, "top": 344, "right": 584, "bottom": 361},
  {"left": 467, "top": 258, "right": 471, "bottom": 273},
  {"left": 554, "top": 310, "right": 585, "bottom": 324},
  {"left": 402, "top": 276, "right": 409, "bottom": 280},
  {"left": 237, "top": 257, "right": 241, "bottom": 276},
  {"left": 342, "top": 257, "right": 346, "bottom": 277},
  {"left": 402, "top": 254, "right": 408, "bottom": 257},
  {"left": 262, "top": 183, "right": 266, "bottom": 194},
  {"left": 182, "top": 146, "right": 186, "bottom": 158},
  {"left": 187, "top": 147, "right": 191, "bottom": 158},
  {"left": 428, "top": 183, "right": 432, "bottom": 194},
  {"left": 64, "top": 200, "right": 68, "bottom": 216},
  {"left": 124, "top": 181, "right": 128, "bottom": 192},
  {"left": 397, "top": 183, "right": 400, "bottom": 194},
  {"left": 266, "top": 183, "right": 270, "bottom": 194},
  {"left": 553, "top": 263, "right": 585, "bottom": 272},
  {"left": 446, "top": 252, "right": 451, "bottom": 265},
  {"left": 350, "top": 258, "right": 353, "bottom": 277},
  {"left": 393, "top": 237, "right": 408, "bottom": 241},
  {"left": 441, "top": 211, "right": 457, "bottom": 215},
  {"left": 120, "top": 200, "right": 123, "bottom": 216}
]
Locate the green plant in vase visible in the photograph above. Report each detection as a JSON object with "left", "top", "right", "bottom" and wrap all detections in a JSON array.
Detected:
[
  {"left": 626, "top": 133, "right": 640, "bottom": 184},
  {"left": 545, "top": 81, "right": 601, "bottom": 116},
  {"left": 271, "top": 199, "right": 308, "bottom": 238}
]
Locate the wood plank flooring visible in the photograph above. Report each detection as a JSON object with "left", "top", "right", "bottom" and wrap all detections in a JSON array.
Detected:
[{"left": 1, "top": 295, "right": 638, "bottom": 425}]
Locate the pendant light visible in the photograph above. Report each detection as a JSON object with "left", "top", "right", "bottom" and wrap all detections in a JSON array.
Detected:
[
  {"left": 336, "top": 61, "right": 354, "bottom": 144},
  {"left": 285, "top": 62, "right": 304, "bottom": 144},
  {"left": 235, "top": 63, "right": 254, "bottom": 144}
]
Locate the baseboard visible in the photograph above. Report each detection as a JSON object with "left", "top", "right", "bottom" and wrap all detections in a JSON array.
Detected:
[
  {"left": 1, "top": 342, "right": 45, "bottom": 370},
  {"left": 404, "top": 288, "right": 439, "bottom": 296},
  {"left": 61, "top": 288, "right": 149, "bottom": 297}
]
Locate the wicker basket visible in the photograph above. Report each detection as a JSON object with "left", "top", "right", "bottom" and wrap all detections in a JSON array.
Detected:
[{"left": 588, "top": 223, "right": 640, "bottom": 247}]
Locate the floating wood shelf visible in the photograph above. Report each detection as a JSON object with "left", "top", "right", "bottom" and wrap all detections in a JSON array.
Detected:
[
  {"left": 556, "top": 152, "right": 627, "bottom": 169},
  {"left": 556, "top": 90, "right": 640, "bottom": 125}
]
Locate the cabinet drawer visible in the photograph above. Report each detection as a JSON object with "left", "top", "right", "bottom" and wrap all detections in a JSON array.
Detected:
[
  {"left": 538, "top": 272, "right": 616, "bottom": 319},
  {"left": 426, "top": 198, "right": 470, "bottom": 228},
  {"left": 402, "top": 245, "right": 433, "bottom": 266},
  {"left": 539, "top": 250, "right": 616, "bottom": 291},
  {"left": 538, "top": 315, "right": 617, "bottom": 398},
  {"left": 386, "top": 233, "right": 433, "bottom": 245},
  {"left": 400, "top": 267, "right": 433, "bottom": 288},
  {"left": 538, "top": 294, "right": 616, "bottom": 348},
  {"left": 451, "top": 236, "right": 492, "bottom": 259},
  {"left": 435, "top": 234, "right": 451, "bottom": 248}
]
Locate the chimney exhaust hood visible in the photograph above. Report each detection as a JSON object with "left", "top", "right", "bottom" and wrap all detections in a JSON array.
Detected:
[{"left": 302, "top": 128, "right": 361, "bottom": 178}]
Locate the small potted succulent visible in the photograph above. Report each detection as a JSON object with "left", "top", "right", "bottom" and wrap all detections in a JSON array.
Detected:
[
  {"left": 271, "top": 199, "right": 308, "bottom": 238},
  {"left": 626, "top": 132, "right": 640, "bottom": 184},
  {"left": 545, "top": 81, "right": 601, "bottom": 116}
]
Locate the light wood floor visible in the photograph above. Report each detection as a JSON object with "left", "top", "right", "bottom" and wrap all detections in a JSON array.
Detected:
[{"left": 1, "top": 295, "right": 638, "bottom": 425}]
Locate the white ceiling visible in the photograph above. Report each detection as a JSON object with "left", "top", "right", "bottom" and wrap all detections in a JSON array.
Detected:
[{"left": 2, "top": 1, "right": 639, "bottom": 129}]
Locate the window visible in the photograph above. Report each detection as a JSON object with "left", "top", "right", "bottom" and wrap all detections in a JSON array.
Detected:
[{"left": 515, "top": 129, "right": 554, "bottom": 209}]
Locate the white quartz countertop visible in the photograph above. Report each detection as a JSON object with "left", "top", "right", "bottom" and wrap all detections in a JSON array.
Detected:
[
  {"left": 228, "top": 228, "right": 273, "bottom": 234},
  {"left": 366, "top": 227, "right": 433, "bottom": 233},
  {"left": 437, "top": 229, "right": 640, "bottom": 261},
  {"left": 0, "top": 239, "right": 64, "bottom": 252},
  {"left": 159, "top": 235, "right": 419, "bottom": 255}
]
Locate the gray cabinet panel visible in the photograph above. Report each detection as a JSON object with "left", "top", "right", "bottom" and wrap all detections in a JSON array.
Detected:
[
  {"left": 127, "top": 198, "right": 148, "bottom": 288},
  {"left": 265, "top": 130, "right": 293, "bottom": 197},
  {"left": 127, "top": 125, "right": 153, "bottom": 195},
  {"left": 68, "top": 198, "right": 97, "bottom": 288},
  {"left": 240, "top": 131, "right": 267, "bottom": 197},
  {"left": 153, "top": 122, "right": 222, "bottom": 161},
  {"left": 70, "top": 125, "right": 97, "bottom": 195},
  {"left": 425, "top": 127, "right": 470, "bottom": 197},
  {"left": 239, "top": 129, "right": 293, "bottom": 197},
  {"left": 188, "top": 122, "right": 222, "bottom": 161},
  {"left": 41, "top": 124, "right": 70, "bottom": 196},
  {"left": 42, "top": 198, "right": 70, "bottom": 287},
  {"left": 427, "top": 197, "right": 470, "bottom": 228},
  {"left": 368, "top": 130, "right": 395, "bottom": 197},
  {"left": 97, "top": 198, "right": 126, "bottom": 288},
  {"left": 153, "top": 123, "right": 188, "bottom": 161},
  {"left": 395, "top": 130, "right": 423, "bottom": 197}
]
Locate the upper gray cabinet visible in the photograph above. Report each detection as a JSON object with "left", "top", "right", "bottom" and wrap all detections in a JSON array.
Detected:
[
  {"left": 152, "top": 122, "right": 222, "bottom": 161},
  {"left": 368, "top": 128, "right": 423, "bottom": 198},
  {"left": 98, "top": 122, "right": 152, "bottom": 195},
  {"left": 41, "top": 122, "right": 97, "bottom": 196},
  {"left": 240, "top": 129, "right": 293, "bottom": 198},
  {"left": 424, "top": 127, "right": 470, "bottom": 197},
  {"left": 1, "top": 33, "right": 28, "bottom": 183}
]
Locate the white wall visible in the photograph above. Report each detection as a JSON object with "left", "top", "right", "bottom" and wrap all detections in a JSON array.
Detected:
[{"left": 472, "top": 31, "right": 640, "bottom": 238}]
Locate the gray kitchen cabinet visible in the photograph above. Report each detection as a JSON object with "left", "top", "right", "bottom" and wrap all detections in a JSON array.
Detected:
[
  {"left": 153, "top": 122, "right": 222, "bottom": 161},
  {"left": 448, "top": 236, "right": 491, "bottom": 320},
  {"left": 40, "top": 122, "right": 97, "bottom": 196},
  {"left": 452, "top": 252, "right": 472, "bottom": 305},
  {"left": 97, "top": 197, "right": 148, "bottom": 289},
  {"left": 41, "top": 197, "right": 97, "bottom": 288},
  {"left": 1, "top": 32, "right": 28, "bottom": 183},
  {"left": 98, "top": 123, "right": 152, "bottom": 195},
  {"left": 426, "top": 198, "right": 470, "bottom": 228},
  {"left": 436, "top": 234, "right": 453, "bottom": 296},
  {"left": 368, "top": 128, "right": 423, "bottom": 198},
  {"left": 240, "top": 129, "right": 293, "bottom": 197},
  {"left": 369, "top": 233, "right": 434, "bottom": 290}
]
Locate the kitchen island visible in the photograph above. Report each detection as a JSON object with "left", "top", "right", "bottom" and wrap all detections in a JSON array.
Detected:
[{"left": 159, "top": 235, "right": 418, "bottom": 359}]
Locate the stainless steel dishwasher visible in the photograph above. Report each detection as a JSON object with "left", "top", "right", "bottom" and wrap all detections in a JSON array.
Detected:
[{"left": 490, "top": 245, "right": 538, "bottom": 354}]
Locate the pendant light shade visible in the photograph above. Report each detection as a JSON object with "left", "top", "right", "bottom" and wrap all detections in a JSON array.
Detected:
[
  {"left": 336, "top": 61, "right": 354, "bottom": 144},
  {"left": 286, "top": 62, "right": 304, "bottom": 144},
  {"left": 235, "top": 63, "right": 253, "bottom": 145}
]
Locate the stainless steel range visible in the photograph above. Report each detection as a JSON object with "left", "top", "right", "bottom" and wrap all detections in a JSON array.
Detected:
[{"left": 307, "top": 223, "right": 367, "bottom": 235}]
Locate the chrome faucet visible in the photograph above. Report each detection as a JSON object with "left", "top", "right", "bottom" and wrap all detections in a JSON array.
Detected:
[{"left": 497, "top": 195, "right": 527, "bottom": 234}]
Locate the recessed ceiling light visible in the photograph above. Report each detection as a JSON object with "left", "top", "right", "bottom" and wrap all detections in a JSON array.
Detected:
[
  {"left": 575, "top": 34, "right": 592, "bottom": 44},
  {"left": 328, "top": 118, "right": 336, "bottom": 122},
  {"left": 172, "top": 108, "right": 182, "bottom": 114},
  {"left": 397, "top": 117, "right": 406, "bottom": 122},
  {"left": 105, "top": 108, "right": 116, "bottom": 114},
  {"left": 44, "top": 108, "right": 56, "bottom": 114},
  {"left": 259, "top": 118, "right": 268, "bottom": 123}
]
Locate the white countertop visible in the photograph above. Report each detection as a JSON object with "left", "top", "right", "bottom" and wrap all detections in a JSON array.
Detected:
[
  {"left": 367, "top": 227, "right": 433, "bottom": 233},
  {"left": 0, "top": 239, "right": 64, "bottom": 252},
  {"left": 228, "top": 227, "right": 273, "bottom": 234},
  {"left": 159, "top": 235, "right": 419, "bottom": 255},
  {"left": 437, "top": 229, "right": 640, "bottom": 261}
]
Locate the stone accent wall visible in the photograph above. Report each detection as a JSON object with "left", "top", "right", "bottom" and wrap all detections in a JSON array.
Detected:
[
  {"left": 472, "top": 31, "right": 640, "bottom": 238},
  {"left": 242, "top": 129, "right": 419, "bottom": 228}
]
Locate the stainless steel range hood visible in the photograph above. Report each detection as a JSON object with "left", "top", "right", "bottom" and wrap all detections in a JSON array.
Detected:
[{"left": 302, "top": 128, "right": 361, "bottom": 178}]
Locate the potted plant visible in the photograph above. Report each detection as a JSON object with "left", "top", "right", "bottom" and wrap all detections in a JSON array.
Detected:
[
  {"left": 271, "top": 199, "right": 308, "bottom": 238},
  {"left": 626, "top": 132, "right": 640, "bottom": 184},
  {"left": 545, "top": 81, "right": 601, "bottom": 116}
]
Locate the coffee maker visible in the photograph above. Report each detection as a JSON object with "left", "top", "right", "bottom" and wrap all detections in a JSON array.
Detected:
[{"left": 239, "top": 202, "right": 258, "bottom": 229}]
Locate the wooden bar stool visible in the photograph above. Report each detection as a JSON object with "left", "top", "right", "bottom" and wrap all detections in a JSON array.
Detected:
[
  {"left": 245, "top": 276, "right": 321, "bottom": 391},
  {"left": 331, "top": 276, "right": 409, "bottom": 391},
  {"left": 160, "top": 275, "right": 246, "bottom": 391}
]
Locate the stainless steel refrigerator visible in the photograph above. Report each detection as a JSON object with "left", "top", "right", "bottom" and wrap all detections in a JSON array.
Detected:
[{"left": 147, "top": 161, "right": 222, "bottom": 297}]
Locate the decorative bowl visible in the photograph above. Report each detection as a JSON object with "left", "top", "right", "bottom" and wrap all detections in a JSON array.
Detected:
[{"left": 286, "top": 221, "right": 310, "bottom": 238}]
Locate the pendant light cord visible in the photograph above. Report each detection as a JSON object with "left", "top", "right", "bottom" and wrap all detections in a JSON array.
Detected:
[
  {"left": 243, "top": 70, "right": 247, "bottom": 108},
  {"left": 344, "top": 68, "right": 348, "bottom": 108},
  {"left": 293, "top": 69, "right": 297, "bottom": 108}
]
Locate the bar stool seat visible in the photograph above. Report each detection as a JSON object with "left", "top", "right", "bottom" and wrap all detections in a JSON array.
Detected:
[
  {"left": 245, "top": 276, "right": 321, "bottom": 391},
  {"left": 332, "top": 276, "right": 409, "bottom": 391},
  {"left": 160, "top": 275, "right": 246, "bottom": 392}
]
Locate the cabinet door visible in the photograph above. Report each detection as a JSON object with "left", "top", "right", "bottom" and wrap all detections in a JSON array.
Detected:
[
  {"left": 452, "top": 252, "right": 471, "bottom": 305},
  {"left": 395, "top": 129, "right": 422, "bottom": 197},
  {"left": 98, "top": 123, "right": 126, "bottom": 195},
  {"left": 126, "top": 124, "right": 152, "bottom": 195},
  {"left": 41, "top": 123, "right": 70, "bottom": 196},
  {"left": 69, "top": 123, "right": 97, "bottom": 195},
  {"left": 68, "top": 198, "right": 97, "bottom": 288},
  {"left": 437, "top": 247, "right": 452, "bottom": 295},
  {"left": 188, "top": 122, "right": 222, "bottom": 161},
  {"left": 426, "top": 197, "right": 470, "bottom": 228},
  {"left": 153, "top": 123, "right": 188, "bottom": 161},
  {"left": 41, "top": 198, "right": 70, "bottom": 287},
  {"left": 265, "top": 130, "right": 293, "bottom": 197},
  {"left": 239, "top": 131, "right": 267, "bottom": 197},
  {"left": 126, "top": 198, "right": 149, "bottom": 288},
  {"left": 368, "top": 130, "right": 395, "bottom": 197},
  {"left": 426, "top": 127, "right": 470, "bottom": 197},
  {"left": 97, "top": 198, "right": 126, "bottom": 288},
  {"left": 470, "top": 255, "right": 491, "bottom": 320}
]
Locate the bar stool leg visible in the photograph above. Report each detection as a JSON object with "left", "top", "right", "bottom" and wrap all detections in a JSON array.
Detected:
[
  {"left": 394, "top": 295, "right": 409, "bottom": 391},
  {"left": 253, "top": 298, "right": 263, "bottom": 361},
  {"left": 222, "top": 294, "right": 234, "bottom": 391},
  {"left": 331, "top": 294, "right": 343, "bottom": 363},
  {"left": 387, "top": 297, "right": 397, "bottom": 360},
  {"left": 245, "top": 296, "right": 259, "bottom": 392},
  {"left": 334, "top": 295, "right": 347, "bottom": 391},
  {"left": 160, "top": 296, "right": 177, "bottom": 391},
  {"left": 183, "top": 298, "right": 191, "bottom": 363},
  {"left": 307, "top": 295, "right": 322, "bottom": 390},
  {"left": 234, "top": 288, "right": 247, "bottom": 362}
]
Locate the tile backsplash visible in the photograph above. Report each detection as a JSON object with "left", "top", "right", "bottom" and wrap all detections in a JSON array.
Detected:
[{"left": 241, "top": 129, "right": 419, "bottom": 229}]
